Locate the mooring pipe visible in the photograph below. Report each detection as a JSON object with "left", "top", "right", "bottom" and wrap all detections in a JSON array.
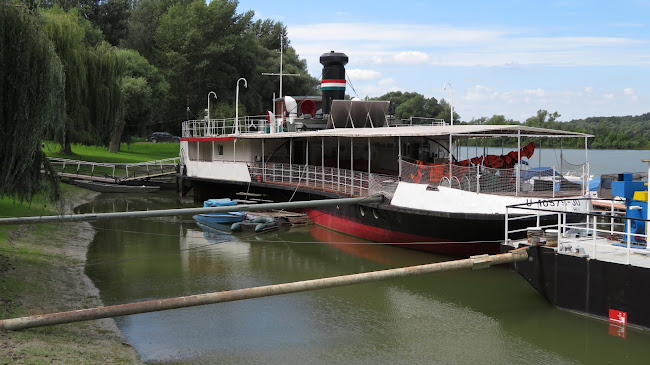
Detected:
[
  {"left": 0, "top": 195, "right": 383, "bottom": 226},
  {"left": 0, "top": 249, "right": 528, "bottom": 331}
]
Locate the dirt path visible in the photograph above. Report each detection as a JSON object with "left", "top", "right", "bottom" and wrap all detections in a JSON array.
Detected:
[{"left": 0, "top": 189, "right": 142, "bottom": 364}]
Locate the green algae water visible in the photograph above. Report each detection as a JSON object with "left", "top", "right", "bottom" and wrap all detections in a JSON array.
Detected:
[{"left": 80, "top": 191, "right": 650, "bottom": 364}]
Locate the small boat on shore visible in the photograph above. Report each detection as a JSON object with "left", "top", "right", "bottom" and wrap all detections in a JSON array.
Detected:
[{"left": 74, "top": 180, "right": 160, "bottom": 193}]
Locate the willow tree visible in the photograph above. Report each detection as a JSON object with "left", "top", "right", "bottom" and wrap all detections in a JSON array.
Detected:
[
  {"left": 88, "top": 42, "right": 124, "bottom": 150},
  {"left": 42, "top": 6, "right": 124, "bottom": 153},
  {"left": 0, "top": 0, "right": 65, "bottom": 201}
]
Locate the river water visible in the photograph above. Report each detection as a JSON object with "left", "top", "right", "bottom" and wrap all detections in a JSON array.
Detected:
[{"left": 81, "top": 150, "right": 650, "bottom": 364}]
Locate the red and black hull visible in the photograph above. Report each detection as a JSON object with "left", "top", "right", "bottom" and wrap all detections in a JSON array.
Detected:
[{"left": 304, "top": 203, "right": 507, "bottom": 257}]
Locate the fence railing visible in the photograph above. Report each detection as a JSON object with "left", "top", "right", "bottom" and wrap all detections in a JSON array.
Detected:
[
  {"left": 505, "top": 199, "right": 648, "bottom": 266},
  {"left": 49, "top": 157, "right": 180, "bottom": 182}
]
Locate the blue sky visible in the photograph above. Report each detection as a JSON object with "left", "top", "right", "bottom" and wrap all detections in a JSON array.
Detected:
[{"left": 236, "top": 0, "right": 650, "bottom": 122}]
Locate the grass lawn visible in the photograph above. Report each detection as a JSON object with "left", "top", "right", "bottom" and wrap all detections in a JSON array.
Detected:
[
  {"left": 0, "top": 192, "right": 56, "bottom": 242},
  {"left": 43, "top": 141, "right": 180, "bottom": 163}
]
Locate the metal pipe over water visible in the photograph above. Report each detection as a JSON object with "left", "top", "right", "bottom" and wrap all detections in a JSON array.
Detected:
[
  {"left": 0, "top": 195, "right": 383, "bottom": 226},
  {"left": 0, "top": 249, "right": 528, "bottom": 331}
]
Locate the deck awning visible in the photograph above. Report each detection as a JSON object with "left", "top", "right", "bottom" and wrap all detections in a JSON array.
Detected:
[{"left": 230, "top": 124, "right": 593, "bottom": 140}]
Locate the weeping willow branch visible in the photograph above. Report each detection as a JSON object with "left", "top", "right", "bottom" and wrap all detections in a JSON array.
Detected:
[{"left": 0, "top": 0, "right": 65, "bottom": 202}]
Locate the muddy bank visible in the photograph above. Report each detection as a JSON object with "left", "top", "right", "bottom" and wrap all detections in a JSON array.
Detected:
[{"left": 0, "top": 187, "right": 141, "bottom": 364}]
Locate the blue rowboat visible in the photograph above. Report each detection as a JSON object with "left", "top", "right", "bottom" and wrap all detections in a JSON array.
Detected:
[{"left": 193, "top": 198, "right": 246, "bottom": 230}]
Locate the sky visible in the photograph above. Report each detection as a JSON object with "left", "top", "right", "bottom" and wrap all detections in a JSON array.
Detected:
[{"left": 235, "top": 0, "right": 650, "bottom": 122}]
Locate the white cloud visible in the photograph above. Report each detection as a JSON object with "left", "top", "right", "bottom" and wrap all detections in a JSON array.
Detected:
[
  {"left": 523, "top": 89, "right": 546, "bottom": 97},
  {"left": 464, "top": 85, "right": 495, "bottom": 102},
  {"left": 392, "top": 51, "right": 430, "bottom": 64},
  {"left": 584, "top": 86, "right": 593, "bottom": 93},
  {"left": 624, "top": 88, "right": 635, "bottom": 95},
  {"left": 346, "top": 68, "right": 382, "bottom": 80},
  {"left": 603, "top": 93, "right": 615, "bottom": 99},
  {"left": 289, "top": 22, "right": 649, "bottom": 69}
]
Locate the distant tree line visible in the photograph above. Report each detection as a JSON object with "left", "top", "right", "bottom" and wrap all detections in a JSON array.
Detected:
[{"left": 468, "top": 109, "right": 650, "bottom": 150}]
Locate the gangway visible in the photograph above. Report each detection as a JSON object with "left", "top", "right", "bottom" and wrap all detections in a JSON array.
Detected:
[{"left": 48, "top": 157, "right": 180, "bottom": 183}]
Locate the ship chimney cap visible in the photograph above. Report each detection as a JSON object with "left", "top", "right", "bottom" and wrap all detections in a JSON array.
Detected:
[{"left": 320, "top": 51, "right": 348, "bottom": 66}]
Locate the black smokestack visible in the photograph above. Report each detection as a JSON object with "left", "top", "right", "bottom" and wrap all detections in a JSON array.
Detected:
[{"left": 320, "top": 51, "right": 348, "bottom": 115}]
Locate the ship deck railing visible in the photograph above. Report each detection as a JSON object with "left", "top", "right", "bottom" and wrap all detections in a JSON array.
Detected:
[
  {"left": 504, "top": 199, "right": 650, "bottom": 268},
  {"left": 182, "top": 115, "right": 449, "bottom": 138},
  {"left": 400, "top": 159, "right": 591, "bottom": 196},
  {"left": 390, "top": 117, "right": 446, "bottom": 127},
  {"left": 245, "top": 159, "right": 588, "bottom": 201},
  {"left": 242, "top": 159, "right": 589, "bottom": 199},
  {"left": 247, "top": 162, "right": 399, "bottom": 199},
  {"left": 183, "top": 116, "right": 271, "bottom": 138}
]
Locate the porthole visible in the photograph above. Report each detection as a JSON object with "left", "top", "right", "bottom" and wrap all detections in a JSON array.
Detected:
[
  {"left": 336, "top": 204, "right": 340, "bottom": 209},
  {"left": 372, "top": 209, "right": 379, "bottom": 219},
  {"left": 359, "top": 206, "right": 365, "bottom": 217}
]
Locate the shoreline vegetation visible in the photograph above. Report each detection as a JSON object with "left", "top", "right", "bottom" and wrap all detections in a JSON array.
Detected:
[
  {"left": 0, "top": 184, "right": 141, "bottom": 363},
  {"left": 1, "top": 143, "right": 180, "bottom": 363}
]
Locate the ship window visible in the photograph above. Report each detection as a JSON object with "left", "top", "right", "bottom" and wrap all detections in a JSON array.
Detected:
[
  {"left": 372, "top": 209, "right": 379, "bottom": 219},
  {"left": 218, "top": 144, "right": 224, "bottom": 155},
  {"left": 188, "top": 141, "right": 198, "bottom": 161},
  {"left": 359, "top": 206, "right": 365, "bottom": 217}
]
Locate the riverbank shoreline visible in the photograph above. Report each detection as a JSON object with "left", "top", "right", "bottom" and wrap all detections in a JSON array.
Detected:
[{"left": 0, "top": 186, "right": 141, "bottom": 363}]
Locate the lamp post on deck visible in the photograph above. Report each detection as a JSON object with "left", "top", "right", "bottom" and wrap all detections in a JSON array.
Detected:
[
  {"left": 207, "top": 91, "right": 217, "bottom": 120},
  {"left": 443, "top": 82, "right": 453, "bottom": 125},
  {"left": 235, "top": 78, "right": 247, "bottom": 134}
]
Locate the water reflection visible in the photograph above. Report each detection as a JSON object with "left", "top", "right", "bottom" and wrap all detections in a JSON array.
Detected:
[{"left": 81, "top": 192, "right": 650, "bottom": 364}]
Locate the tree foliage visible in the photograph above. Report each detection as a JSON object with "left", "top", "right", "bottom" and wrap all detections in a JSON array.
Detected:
[
  {"left": 16, "top": 0, "right": 318, "bottom": 142},
  {"left": 1, "top": 0, "right": 65, "bottom": 201},
  {"left": 109, "top": 48, "right": 168, "bottom": 151},
  {"left": 27, "top": 0, "right": 130, "bottom": 46},
  {"left": 42, "top": 6, "right": 124, "bottom": 152},
  {"left": 465, "top": 109, "right": 650, "bottom": 149},
  {"left": 563, "top": 113, "right": 650, "bottom": 149},
  {"left": 373, "top": 91, "right": 459, "bottom": 124},
  {"left": 144, "top": 0, "right": 317, "bottom": 130}
]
